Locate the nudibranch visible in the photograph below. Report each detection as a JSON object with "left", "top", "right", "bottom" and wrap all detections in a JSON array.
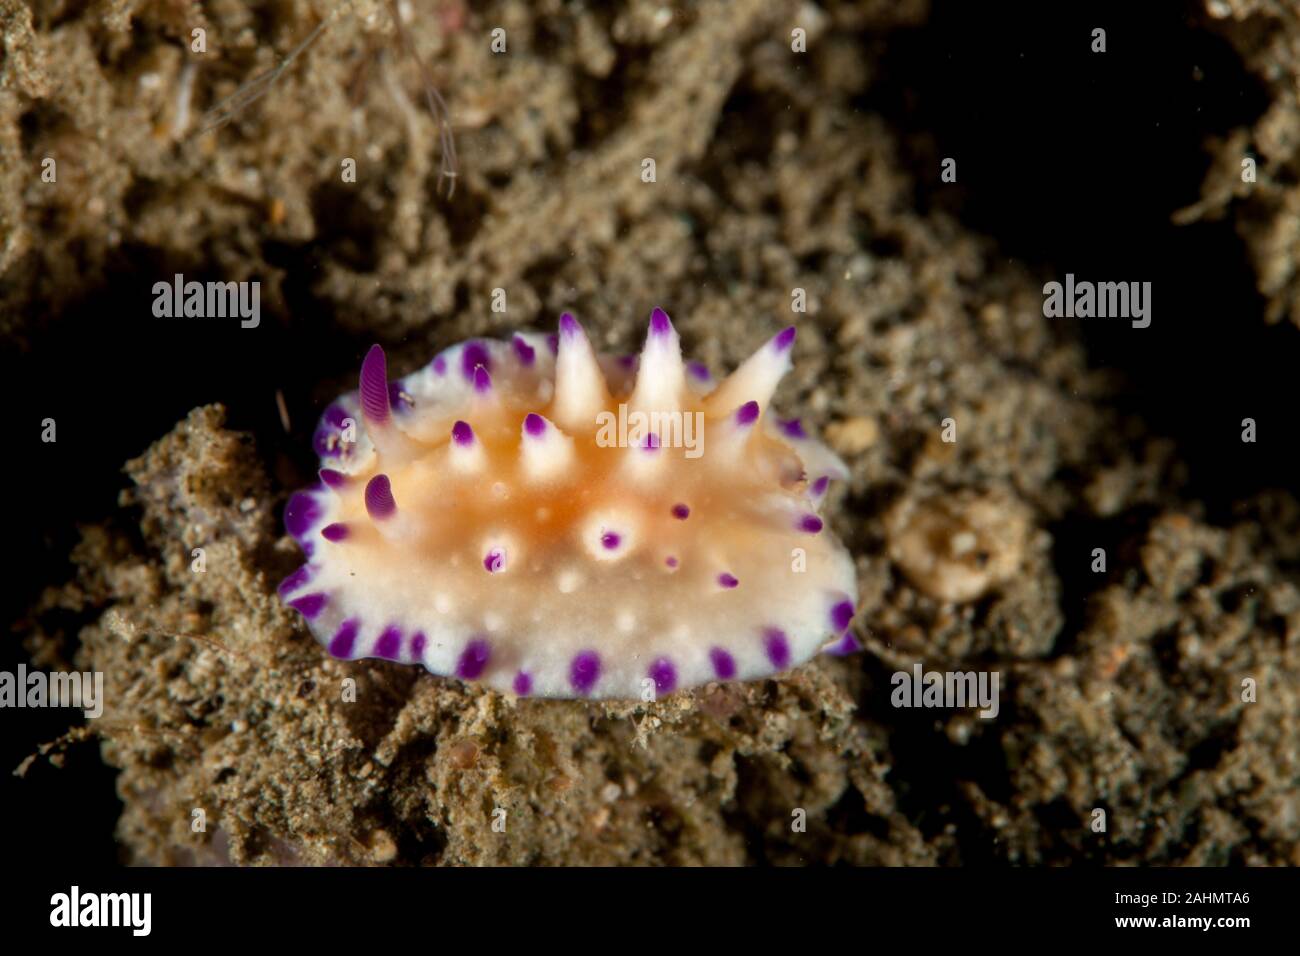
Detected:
[{"left": 280, "top": 309, "right": 859, "bottom": 699}]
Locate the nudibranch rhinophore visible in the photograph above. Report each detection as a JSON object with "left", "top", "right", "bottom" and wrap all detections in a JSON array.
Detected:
[{"left": 280, "top": 309, "right": 859, "bottom": 699}]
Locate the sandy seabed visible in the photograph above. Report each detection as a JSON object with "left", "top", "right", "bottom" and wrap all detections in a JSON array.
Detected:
[{"left": 6, "top": 0, "right": 1300, "bottom": 865}]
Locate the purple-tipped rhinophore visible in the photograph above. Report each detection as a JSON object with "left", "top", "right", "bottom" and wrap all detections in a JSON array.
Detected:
[
  {"left": 365, "top": 474, "right": 397, "bottom": 520},
  {"left": 359, "top": 344, "right": 391, "bottom": 425}
]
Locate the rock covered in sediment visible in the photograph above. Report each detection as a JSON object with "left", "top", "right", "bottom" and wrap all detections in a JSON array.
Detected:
[{"left": 885, "top": 488, "right": 1031, "bottom": 603}]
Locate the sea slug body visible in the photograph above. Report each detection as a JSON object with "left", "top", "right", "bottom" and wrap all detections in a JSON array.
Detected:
[{"left": 281, "top": 308, "right": 858, "bottom": 698}]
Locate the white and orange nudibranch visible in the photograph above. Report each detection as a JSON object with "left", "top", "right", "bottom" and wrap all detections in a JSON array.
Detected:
[{"left": 280, "top": 309, "right": 859, "bottom": 699}]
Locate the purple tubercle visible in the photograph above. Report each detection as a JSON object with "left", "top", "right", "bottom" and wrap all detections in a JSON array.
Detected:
[
  {"left": 472, "top": 364, "right": 492, "bottom": 393},
  {"left": 290, "top": 592, "right": 328, "bottom": 620},
  {"left": 687, "top": 362, "right": 711, "bottom": 382},
  {"left": 285, "top": 492, "right": 322, "bottom": 538},
  {"left": 779, "top": 418, "right": 807, "bottom": 439},
  {"left": 671, "top": 503, "right": 690, "bottom": 520},
  {"left": 559, "top": 312, "right": 582, "bottom": 339},
  {"left": 764, "top": 628, "right": 791, "bottom": 668},
  {"left": 735, "top": 401, "right": 760, "bottom": 426},
  {"left": 524, "top": 413, "right": 547, "bottom": 437},
  {"left": 773, "top": 326, "right": 797, "bottom": 352},
  {"left": 321, "top": 522, "right": 349, "bottom": 542},
  {"left": 359, "top": 344, "right": 391, "bottom": 425},
  {"left": 825, "top": 632, "right": 862, "bottom": 657},
  {"left": 642, "top": 433, "right": 660, "bottom": 452},
  {"left": 648, "top": 657, "right": 677, "bottom": 695},
  {"left": 810, "top": 475, "right": 831, "bottom": 497},
  {"left": 319, "top": 468, "right": 347, "bottom": 489},
  {"left": 374, "top": 626, "right": 402, "bottom": 660},
  {"left": 709, "top": 647, "right": 736, "bottom": 680},
  {"left": 484, "top": 548, "right": 506, "bottom": 573},
  {"left": 601, "top": 531, "right": 622, "bottom": 550},
  {"left": 546, "top": 334, "right": 559, "bottom": 354},
  {"left": 456, "top": 638, "right": 492, "bottom": 679},
  {"left": 798, "top": 514, "right": 824, "bottom": 534},
  {"left": 433, "top": 354, "right": 447, "bottom": 375},
  {"left": 410, "top": 632, "right": 427, "bottom": 659},
  {"left": 718, "top": 572, "right": 739, "bottom": 589},
  {"left": 328, "top": 619, "right": 360, "bottom": 658},
  {"left": 452, "top": 420, "right": 474, "bottom": 446},
  {"left": 513, "top": 672, "right": 533, "bottom": 696},
  {"left": 461, "top": 341, "right": 492, "bottom": 381},
  {"left": 277, "top": 565, "right": 312, "bottom": 597},
  {"left": 512, "top": 335, "right": 536, "bottom": 367},
  {"left": 831, "top": 599, "right": 855, "bottom": 632},
  {"left": 650, "top": 307, "right": 673, "bottom": 337},
  {"left": 665, "top": 556, "right": 679, "bottom": 568},
  {"left": 569, "top": 651, "right": 601, "bottom": 695},
  {"left": 365, "top": 474, "right": 396, "bottom": 520},
  {"left": 617, "top": 354, "right": 637, "bottom": 370}
]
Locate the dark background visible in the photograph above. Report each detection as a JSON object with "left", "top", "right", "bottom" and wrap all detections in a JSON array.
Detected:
[{"left": 1, "top": 0, "right": 1287, "bottom": 866}]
